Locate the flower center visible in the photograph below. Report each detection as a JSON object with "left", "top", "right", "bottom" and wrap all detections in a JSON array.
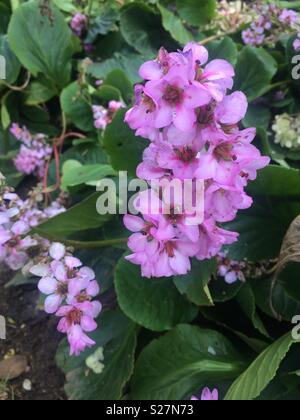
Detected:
[
  {"left": 213, "top": 142, "right": 236, "bottom": 161},
  {"left": 142, "top": 94, "right": 156, "bottom": 113},
  {"left": 175, "top": 146, "right": 197, "bottom": 163},
  {"left": 57, "top": 282, "right": 68, "bottom": 296},
  {"left": 197, "top": 104, "right": 216, "bottom": 125},
  {"left": 165, "top": 241, "right": 175, "bottom": 258},
  {"left": 67, "top": 308, "right": 82, "bottom": 325},
  {"left": 163, "top": 85, "right": 184, "bottom": 106}
]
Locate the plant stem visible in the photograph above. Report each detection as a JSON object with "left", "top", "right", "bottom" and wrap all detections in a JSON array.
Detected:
[
  {"left": 32, "top": 231, "right": 128, "bottom": 249},
  {"left": 200, "top": 32, "right": 236, "bottom": 45}
]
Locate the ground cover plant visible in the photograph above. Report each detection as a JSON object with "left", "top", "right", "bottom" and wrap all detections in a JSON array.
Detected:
[{"left": 1, "top": 0, "right": 300, "bottom": 401}]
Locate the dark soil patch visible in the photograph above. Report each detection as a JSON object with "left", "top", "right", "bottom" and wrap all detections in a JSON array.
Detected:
[{"left": 0, "top": 268, "right": 66, "bottom": 400}]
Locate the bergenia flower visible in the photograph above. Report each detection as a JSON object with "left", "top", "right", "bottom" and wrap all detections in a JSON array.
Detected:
[{"left": 123, "top": 42, "right": 270, "bottom": 279}]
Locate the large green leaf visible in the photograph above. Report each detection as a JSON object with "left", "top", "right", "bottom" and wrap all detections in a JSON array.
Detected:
[
  {"left": 61, "top": 82, "right": 94, "bottom": 131},
  {"left": 61, "top": 160, "right": 116, "bottom": 190},
  {"left": 225, "top": 333, "right": 299, "bottom": 400},
  {"left": 120, "top": 2, "right": 173, "bottom": 55},
  {"left": 173, "top": 259, "right": 216, "bottom": 306},
  {"left": 24, "top": 81, "right": 57, "bottom": 106},
  {"left": 176, "top": 0, "right": 217, "bottom": 26},
  {"left": 252, "top": 274, "right": 300, "bottom": 322},
  {"left": 34, "top": 192, "right": 112, "bottom": 240},
  {"left": 158, "top": 4, "right": 193, "bottom": 45},
  {"left": 57, "top": 309, "right": 138, "bottom": 400},
  {"left": 85, "top": 7, "right": 119, "bottom": 44},
  {"left": 115, "top": 257, "right": 198, "bottom": 332},
  {"left": 103, "top": 108, "right": 148, "bottom": 177},
  {"left": 226, "top": 199, "right": 300, "bottom": 262},
  {"left": 234, "top": 46, "right": 277, "bottom": 102},
  {"left": 243, "top": 104, "right": 271, "bottom": 130},
  {"left": 87, "top": 52, "right": 149, "bottom": 84},
  {"left": 8, "top": 0, "right": 73, "bottom": 88},
  {"left": 247, "top": 165, "right": 300, "bottom": 197},
  {"left": 104, "top": 69, "right": 133, "bottom": 104},
  {"left": 76, "top": 247, "right": 124, "bottom": 294},
  {"left": 206, "top": 37, "right": 238, "bottom": 65},
  {"left": 0, "top": 2, "right": 10, "bottom": 35},
  {"left": 236, "top": 283, "right": 270, "bottom": 338},
  {"left": 131, "top": 324, "right": 246, "bottom": 400}
]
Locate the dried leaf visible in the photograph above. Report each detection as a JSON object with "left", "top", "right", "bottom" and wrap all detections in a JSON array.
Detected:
[
  {"left": 276, "top": 215, "right": 300, "bottom": 273},
  {"left": 0, "top": 356, "right": 28, "bottom": 380}
]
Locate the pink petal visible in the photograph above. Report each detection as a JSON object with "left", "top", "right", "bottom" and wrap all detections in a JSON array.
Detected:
[
  {"left": 81, "top": 315, "right": 97, "bottom": 332},
  {"left": 139, "top": 60, "right": 162, "bottom": 80},
  {"left": 174, "top": 105, "right": 196, "bottom": 132},
  {"left": 45, "top": 294, "right": 63, "bottom": 314},
  {"left": 49, "top": 243, "right": 66, "bottom": 260},
  {"left": 86, "top": 280, "right": 100, "bottom": 297},
  {"left": 216, "top": 92, "right": 248, "bottom": 125},
  {"left": 38, "top": 277, "right": 58, "bottom": 295},
  {"left": 185, "top": 84, "right": 211, "bottom": 108},
  {"left": 30, "top": 263, "right": 50, "bottom": 277},
  {"left": 124, "top": 215, "right": 146, "bottom": 232}
]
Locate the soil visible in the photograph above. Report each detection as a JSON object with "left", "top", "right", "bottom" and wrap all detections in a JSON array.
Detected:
[{"left": 0, "top": 268, "right": 66, "bottom": 400}]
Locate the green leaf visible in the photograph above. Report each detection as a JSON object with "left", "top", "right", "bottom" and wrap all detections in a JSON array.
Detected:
[
  {"left": 234, "top": 46, "right": 278, "bottom": 102},
  {"left": 0, "top": 2, "right": 10, "bottom": 35},
  {"left": 176, "top": 0, "right": 217, "bottom": 26},
  {"left": 53, "top": 0, "right": 77, "bottom": 13},
  {"left": 120, "top": 3, "right": 173, "bottom": 55},
  {"left": 236, "top": 283, "right": 270, "bottom": 338},
  {"left": 0, "top": 35, "right": 21, "bottom": 84},
  {"left": 61, "top": 160, "right": 116, "bottom": 190},
  {"left": 57, "top": 309, "right": 138, "bottom": 400},
  {"left": 225, "top": 333, "right": 299, "bottom": 400},
  {"left": 206, "top": 37, "right": 238, "bottom": 65},
  {"left": 76, "top": 247, "right": 124, "bottom": 295},
  {"left": 226, "top": 198, "right": 300, "bottom": 262},
  {"left": 131, "top": 324, "right": 246, "bottom": 400},
  {"left": 158, "top": 4, "right": 193, "bottom": 45},
  {"left": 252, "top": 274, "right": 300, "bottom": 322},
  {"left": 87, "top": 52, "right": 149, "bottom": 84},
  {"left": 104, "top": 69, "right": 133, "bottom": 103},
  {"left": 174, "top": 259, "right": 216, "bottom": 306},
  {"left": 61, "top": 82, "right": 94, "bottom": 131},
  {"left": 243, "top": 104, "right": 271, "bottom": 130},
  {"left": 34, "top": 192, "right": 112, "bottom": 240},
  {"left": 96, "top": 84, "right": 122, "bottom": 102},
  {"left": 103, "top": 108, "right": 148, "bottom": 177},
  {"left": 85, "top": 7, "right": 119, "bottom": 44},
  {"left": 24, "top": 80, "right": 56, "bottom": 105},
  {"left": 115, "top": 257, "right": 198, "bottom": 332},
  {"left": 209, "top": 277, "right": 243, "bottom": 302},
  {"left": 8, "top": 0, "right": 73, "bottom": 88},
  {"left": 247, "top": 165, "right": 300, "bottom": 197}
]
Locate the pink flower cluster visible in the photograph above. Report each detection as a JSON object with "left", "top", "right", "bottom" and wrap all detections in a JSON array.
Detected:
[
  {"left": 92, "top": 101, "right": 124, "bottom": 130},
  {"left": 0, "top": 190, "right": 65, "bottom": 271},
  {"left": 70, "top": 13, "right": 88, "bottom": 37},
  {"left": 294, "top": 34, "right": 300, "bottom": 52},
  {"left": 124, "top": 43, "right": 270, "bottom": 279},
  {"left": 30, "top": 243, "right": 101, "bottom": 356},
  {"left": 192, "top": 388, "right": 219, "bottom": 401},
  {"left": 11, "top": 124, "right": 52, "bottom": 178},
  {"left": 217, "top": 252, "right": 246, "bottom": 284},
  {"left": 242, "top": 3, "right": 299, "bottom": 47}
]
